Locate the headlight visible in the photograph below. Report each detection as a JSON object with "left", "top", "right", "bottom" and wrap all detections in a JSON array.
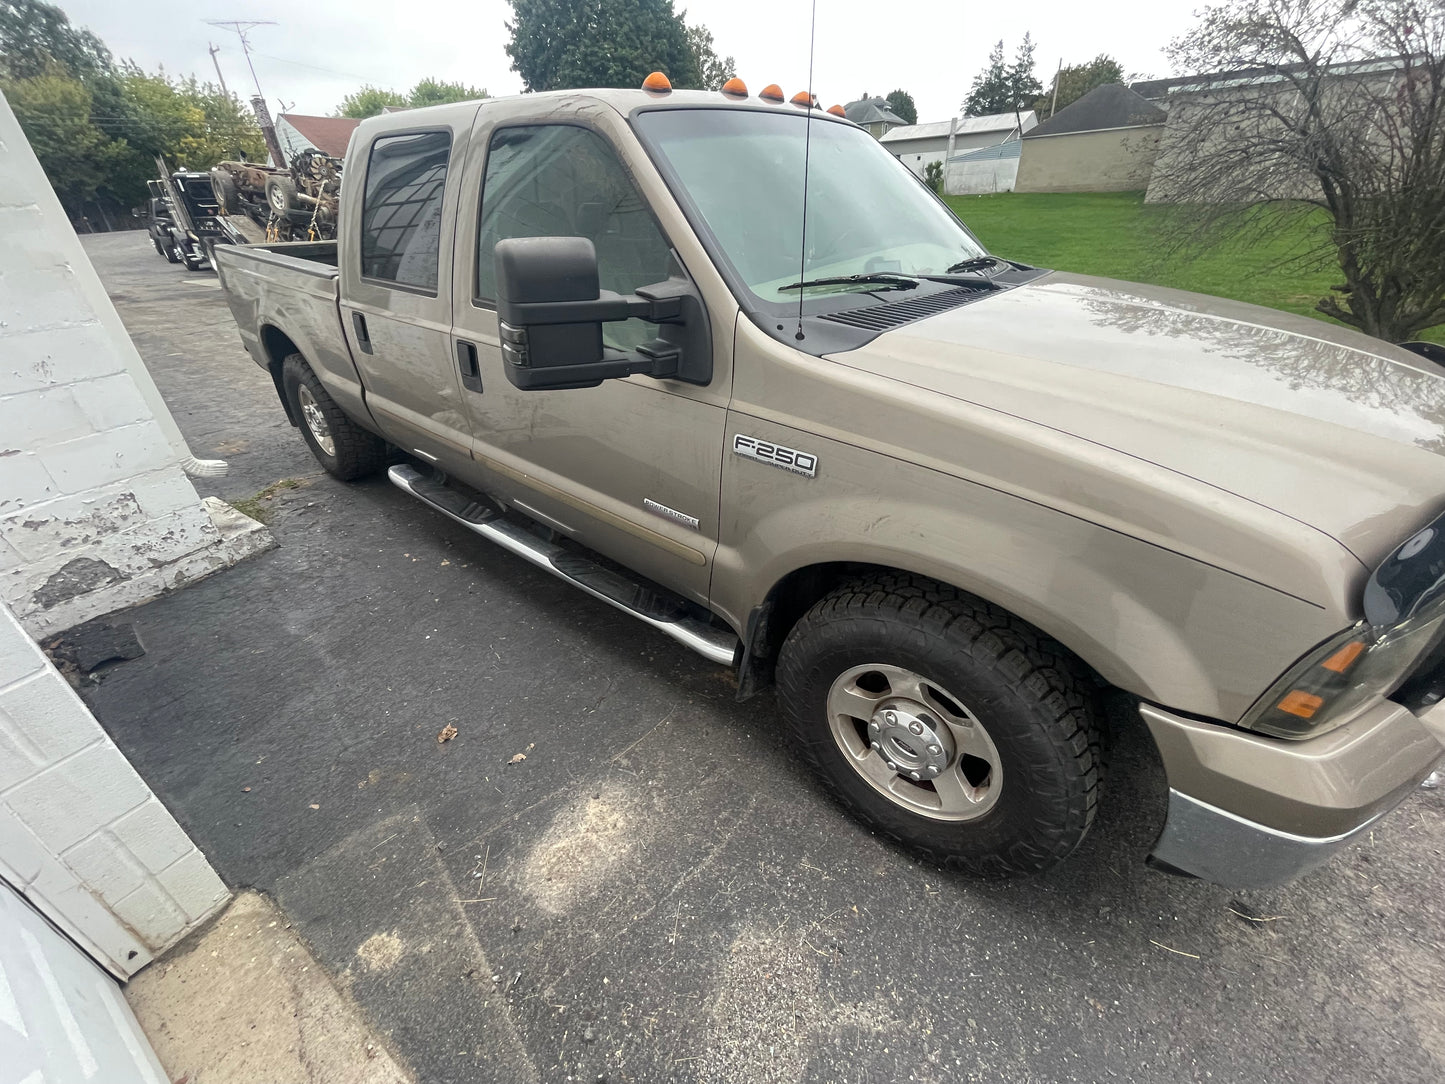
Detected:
[{"left": 1243, "top": 606, "right": 1445, "bottom": 739}]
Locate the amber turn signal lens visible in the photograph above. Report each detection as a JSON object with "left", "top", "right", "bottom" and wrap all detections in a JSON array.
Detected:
[
  {"left": 827, "top": 104, "right": 845, "bottom": 116},
  {"left": 759, "top": 83, "right": 784, "bottom": 102},
  {"left": 1276, "top": 689, "right": 1325, "bottom": 718},
  {"left": 642, "top": 71, "right": 672, "bottom": 92},
  {"left": 1321, "top": 640, "right": 1366, "bottom": 673},
  {"left": 721, "top": 77, "right": 748, "bottom": 98}
]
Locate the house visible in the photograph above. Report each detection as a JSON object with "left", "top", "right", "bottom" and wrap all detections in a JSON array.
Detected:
[
  {"left": 881, "top": 111, "right": 1037, "bottom": 178},
  {"left": 275, "top": 113, "right": 362, "bottom": 161},
  {"left": 843, "top": 97, "right": 909, "bottom": 138},
  {"left": 1014, "top": 83, "right": 1166, "bottom": 193}
]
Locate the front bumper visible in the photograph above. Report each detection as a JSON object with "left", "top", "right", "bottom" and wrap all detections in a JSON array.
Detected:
[{"left": 1143, "top": 698, "right": 1445, "bottom": 888}]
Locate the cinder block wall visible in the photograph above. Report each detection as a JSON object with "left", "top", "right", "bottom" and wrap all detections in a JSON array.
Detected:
[
  {"left": 0, "top": 92, "right": 230, "bottom": 637},
  {"left": 0, "top": 602, "right": 228, "bottom": 978}
]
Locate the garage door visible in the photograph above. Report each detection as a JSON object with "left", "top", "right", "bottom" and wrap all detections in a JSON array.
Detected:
[{"left": 0, "top": 880, "right": 167, "bottom": 1084}]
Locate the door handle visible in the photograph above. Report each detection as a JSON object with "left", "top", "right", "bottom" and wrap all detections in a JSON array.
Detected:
[
  {"left": 456, "top": 339, "right": 483, "bottom": 393},
  {"left": 352, "top": 312, "right": 373, "bottom": 354}
]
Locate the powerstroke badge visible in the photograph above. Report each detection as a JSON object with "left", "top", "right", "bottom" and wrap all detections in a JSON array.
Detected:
[{"left": 732, "top": 434, "right": 818, "bottom": 477}]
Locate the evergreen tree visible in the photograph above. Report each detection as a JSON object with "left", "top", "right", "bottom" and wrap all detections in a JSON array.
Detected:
[
  {"left": 962, "top": 35, "right": 1041, "bottom": 117},
  {"left": 505, "top": 0, "right": 700, "bottom": 92},
  {"left": 885, "top": 89, "right": 917, "bottom": 125}
]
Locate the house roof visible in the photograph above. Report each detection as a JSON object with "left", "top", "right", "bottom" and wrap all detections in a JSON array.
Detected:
[
  {"left": 949, "top": 139, "right": 1022, "bottom": 163},
  {"left": 1024, "top": 83, "right": 1165, "bottom": 138},
  {"left": 843, "top": 97, "right": 908, "bottom": 128},
  {"left": 1130, "top": 55, "right": 1410, "bottom": 101},
  {"left": 276, "top": 114, "right": 360, "bottom": 158},
  {"left": 880, "top": 111, "right": 1038, "bottom": 144}
]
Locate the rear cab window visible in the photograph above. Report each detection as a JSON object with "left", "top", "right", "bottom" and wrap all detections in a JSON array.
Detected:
[{"left": 360, "top": 130, "right": 453, "bottom": 294}]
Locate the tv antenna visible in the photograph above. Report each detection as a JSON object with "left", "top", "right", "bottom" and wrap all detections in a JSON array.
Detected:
[{"left": 206, "top": 20, "right": 285, "bottom": 167}]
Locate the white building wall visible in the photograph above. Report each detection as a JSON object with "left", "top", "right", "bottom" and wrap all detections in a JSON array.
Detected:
[
  {"left": 0, "top": 92, "right": 265, "bottom": 638},
  {"left": 945, "top": 157, "right": 1021, "bottom": 195},
  {"left": 0, "top": 601, "right": 228, "bottom": 979}
]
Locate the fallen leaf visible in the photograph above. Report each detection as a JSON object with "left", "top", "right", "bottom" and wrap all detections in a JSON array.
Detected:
[
  {"left": 525, "top": 743, "right": 535, "bottom": 752},
  {"left": 437, "top": 724, "right": 458, "bottom": 744},
  {"left": 242, "top": 786, "right": 252, "bottom": 793},
  {"left": 441, "top": 559, "right": 451, "bottom": 566},
  {"left": 308, "top": 803, "right": 320, "bottom": 810},
  {"left": 508, "top": 753, "right": 527, "bottom": 765}
]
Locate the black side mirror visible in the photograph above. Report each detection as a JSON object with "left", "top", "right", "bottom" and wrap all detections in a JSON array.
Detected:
[{"left": 494, "top": 236, "right": 710, "bottom": 391}]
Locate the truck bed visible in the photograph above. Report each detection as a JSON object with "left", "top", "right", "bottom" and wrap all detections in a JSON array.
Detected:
[{"left": 214, "top": 240, "right": 344, "bottom": 375}]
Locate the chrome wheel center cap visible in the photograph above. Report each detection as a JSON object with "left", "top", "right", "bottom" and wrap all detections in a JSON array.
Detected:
[{"left": 867, "top": 702, "right": 951, "bottom": 780}]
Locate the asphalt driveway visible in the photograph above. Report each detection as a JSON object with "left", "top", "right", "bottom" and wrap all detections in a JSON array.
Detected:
[{"left": 78, "top": 230, "right": 1445, "bottom": 1084}]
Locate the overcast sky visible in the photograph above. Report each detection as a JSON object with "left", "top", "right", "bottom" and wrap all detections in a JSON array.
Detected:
[{"left": 57, "top": 0, "right": 1204, "bottom": 120}]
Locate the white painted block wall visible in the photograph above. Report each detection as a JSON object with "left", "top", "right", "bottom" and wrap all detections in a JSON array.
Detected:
[
  {"left": 0, "top": 602, "right": 228, "bottom": 979},
  {"left": 0, "top": 91, "right": 243, "bottom": 637}
]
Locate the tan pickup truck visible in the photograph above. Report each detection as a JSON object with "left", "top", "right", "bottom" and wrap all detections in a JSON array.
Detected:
[{"left": 214, "top": 83, "right": 1445, "bottom": 887}]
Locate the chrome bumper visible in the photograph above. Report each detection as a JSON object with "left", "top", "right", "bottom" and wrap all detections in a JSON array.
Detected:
[{"left": 1143, "top": 699, "right": 1445, "bottom": 889}]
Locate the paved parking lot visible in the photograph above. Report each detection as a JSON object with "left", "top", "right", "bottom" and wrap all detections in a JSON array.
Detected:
[{"left": 80, "top": 230, "right": 1445, "bottom": 1084}]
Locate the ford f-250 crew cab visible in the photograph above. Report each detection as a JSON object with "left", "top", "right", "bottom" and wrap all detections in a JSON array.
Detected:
[{"left": 214, "top": 82, "right": 1445, "bottom": 887}]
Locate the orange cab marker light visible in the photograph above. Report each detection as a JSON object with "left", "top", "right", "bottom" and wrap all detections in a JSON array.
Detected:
[
  {"left": 791, "top": 91, "right": 814, "bottom": 107},
  {"left": 642, "top": 71, "right": 672, "bottom": 92},
  {"left": 1277, "top": 690, "right": 1324, "bottom": 718},
  {"left": 1321, "top": 640, "right": 1367, "bottom": 673},
  {"left": 759, "top": 83, "right": 785, "bottom": 102},
  {"left": 827, "top": 104, "right": 846, "bottom": 117},
  {"left": 721, "top": 77, "right": 748, "bottom": 98}
]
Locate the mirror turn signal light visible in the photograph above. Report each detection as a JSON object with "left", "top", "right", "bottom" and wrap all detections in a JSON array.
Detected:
[
  {"left": 721, "top": 78, "right": 748, "bottom": 98},
  {"left": 827, "top": 104, "right": 846, "bottom": 116},
  {"left": 759, "top": 84, "right": 784, "bottom": 102},
  {"left": 642, "top": 72, "right": 672, "bottom": 92},
  {"left": 1276, "top": 689, "right": 1324, "bottom": 718}
]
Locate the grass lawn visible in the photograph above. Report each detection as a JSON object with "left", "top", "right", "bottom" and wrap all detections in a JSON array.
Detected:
[{"left": 942, "top": 190, "right": 1445, "bottom": 346}]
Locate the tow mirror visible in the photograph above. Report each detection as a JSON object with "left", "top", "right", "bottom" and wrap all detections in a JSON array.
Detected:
[{"left": 494, "top": 236, "right": 710, "bottom": 390}]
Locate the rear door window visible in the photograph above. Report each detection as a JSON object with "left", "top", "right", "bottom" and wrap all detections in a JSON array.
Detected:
[{"left": 360, "top": 130, "right": 452, "bottom": 293}]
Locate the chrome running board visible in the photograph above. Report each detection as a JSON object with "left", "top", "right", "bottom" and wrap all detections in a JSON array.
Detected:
[{"left": 388, "top": 464, "right": 739, "bottom": 666}]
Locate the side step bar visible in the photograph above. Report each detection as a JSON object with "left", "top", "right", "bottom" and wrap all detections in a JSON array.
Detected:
[{"left": 388, "top": 464, "right": 740, "bottom": 667}]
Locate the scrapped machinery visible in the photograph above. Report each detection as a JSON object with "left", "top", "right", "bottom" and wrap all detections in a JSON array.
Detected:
[{"left": 209, "top": 149, "right": 342, "bottom": 244}]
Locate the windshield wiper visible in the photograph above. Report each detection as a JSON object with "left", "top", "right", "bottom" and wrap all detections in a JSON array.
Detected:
[
  {"left": 944, "top": 255, "right": 1009, "bottom": 275},
  {"left": 778, "top": 273, "right": 920, "bottom": 292}
]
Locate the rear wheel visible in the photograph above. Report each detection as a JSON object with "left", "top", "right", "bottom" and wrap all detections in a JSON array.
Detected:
[
  {"left": 151, "top": 236, "right": 166, "bottom": 257},
  {"left": 162, "top": 239, "right": 181, "bottom": 264},
  {"left": 776, "top": 574, "right": 1103, "bottom": 877},
  {"left": 266, "top": 175, "right": 299, "bottom": 216},
  {"left": 280, "top": 354, "right": 388, "bottom": 481}
]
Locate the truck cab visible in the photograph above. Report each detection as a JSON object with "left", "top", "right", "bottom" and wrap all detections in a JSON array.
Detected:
[{"left": 214, "top": 84, "right": 1445, "bottom": 888}]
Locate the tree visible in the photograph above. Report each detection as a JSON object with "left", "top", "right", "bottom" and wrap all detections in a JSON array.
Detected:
[
  {"left": 1, "top": 69, "right": 117, "bottom": 214},
  {"left": 337, "top": 85, "right": 409, "bottom": 118},
  {"left": 886, "top": 89, "right": 917, "bottom": 125},
  {"left": 685, "top": 21, "right": 733, "bottom": 91},
  {"left": 1033, "top": 54, "right": 1125, "bottom": 117},
  {"left": 923, "top": 159, "right": 943, "bottom": 192},
  {"left": 0, "top": 0, "right": 110, "bottom": 80},
  {"left": 963, "top": 36, "right": 1040, "bottom": 117},
  {"left": 406, "top": 78, "right": 488, "bottom": 108},
  {"left": 1151, "top": 0, "right": 1445, "bottom": 342},
  {"left": 505, "top": 0, "right": 700, "bottom": 92}
]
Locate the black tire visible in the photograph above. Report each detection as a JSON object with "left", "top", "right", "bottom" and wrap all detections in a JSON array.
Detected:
[
  {"left": 163, "top": 239, "right": 181, "bottom": 264},
  {"left": 266, "top": 175, "right": 298, "bottom": 215},
  {"left": 280, "top": 354, "right": 388, "bottom": 481},
  {"left": 210, "top": 168, "right": 241, "bottom": 214},
  {"left": 776, "top": 573, "right": 1103, "bottom": 878},
  {"left": 151, "top": 236, "right": 166, "bottom": 257}
]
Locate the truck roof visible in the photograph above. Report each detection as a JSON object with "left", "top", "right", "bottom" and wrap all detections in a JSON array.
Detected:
[{"left": 352, "top": 86, "right": 858, "bottom": 141}]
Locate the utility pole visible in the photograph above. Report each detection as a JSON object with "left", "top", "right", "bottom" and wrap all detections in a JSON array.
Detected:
[
  {"left": 208, "top": 43, "right": 230, "bottom": 98},
  {"left": 206, "top": 20, "right": 286, "bottom": 167}
]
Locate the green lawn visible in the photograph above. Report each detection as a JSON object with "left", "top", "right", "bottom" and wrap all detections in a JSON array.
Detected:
[{"left": 942, "top": 190, "right": 1444, "bottom": 345}]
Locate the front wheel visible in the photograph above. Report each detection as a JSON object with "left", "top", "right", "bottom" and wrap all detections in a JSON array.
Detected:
[
  {"left": 280, "top": 354, "right": 388, "bottom": 481},
  {"left": 776, "top": 574, "right": 1103, "bottom": 877}
]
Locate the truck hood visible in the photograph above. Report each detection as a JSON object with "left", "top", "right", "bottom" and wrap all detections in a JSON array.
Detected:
[{"left": 831, "top": 272, "right": 1445, "bottom": 567}]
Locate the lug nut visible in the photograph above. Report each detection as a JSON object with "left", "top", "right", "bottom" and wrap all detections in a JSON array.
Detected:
[
  {"left": 909, "top": 721, "right": 924, "bottom": 735},
  {"left": 885, "top": 711, "right": 897, "bottom": 724},
  {"left": 870, "top": 740, "right": 880, "bottom": 750},
  {"left": 909, "top": 771, "right": 920, "bottom": 780},
  {"left": 869, "top": 720, "right": 879, "bottom": 732},
  {"left": 885, "top": 761, "right": 898, "bottom": 772},
  {"left": 927, "top": 745, "right": 941, "bottom": 755}
]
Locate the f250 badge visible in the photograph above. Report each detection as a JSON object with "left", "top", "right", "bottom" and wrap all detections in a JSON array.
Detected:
[{"left": 733, "top": 434, "right": 818, "bottom": 477}]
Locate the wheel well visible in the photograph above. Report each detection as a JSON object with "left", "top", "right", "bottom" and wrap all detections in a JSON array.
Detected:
[
  {"left": 259, "top": 325, "right": 301, "bottom": 426},
  {"left": 738, "top": 562, "right": 1110, "bottom": 702}
]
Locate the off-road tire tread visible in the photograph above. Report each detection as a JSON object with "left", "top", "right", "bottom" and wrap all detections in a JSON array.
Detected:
[
  {"left": 281, "top": 354, "right": 388, "bottom": 481},
  {"left": 777, "top": 572, "right": 1104, "bottom": 878}
]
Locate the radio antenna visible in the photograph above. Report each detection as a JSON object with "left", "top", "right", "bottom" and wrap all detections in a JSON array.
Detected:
[{"left": 795, "top": 0, "right": 818, "bottom": 342}]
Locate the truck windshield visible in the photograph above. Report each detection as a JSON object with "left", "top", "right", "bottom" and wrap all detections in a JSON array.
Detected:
[{"left": 633, "top": 109, "right": 987, "bottom": 304}]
